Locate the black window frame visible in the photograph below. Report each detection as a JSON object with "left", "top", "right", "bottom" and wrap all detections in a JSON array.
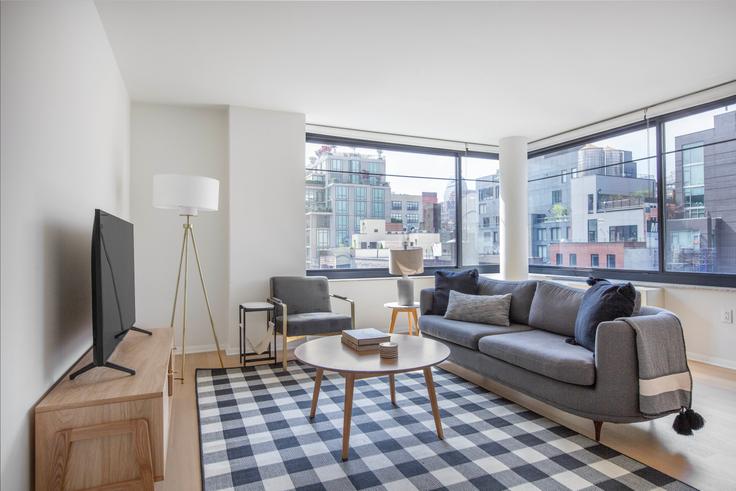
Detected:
[
  {"left": 528, "top": 95, "right": 736, "bottom": 287},
  {"left": 305, "top": 133, "right": 499, "bottom": 279}
]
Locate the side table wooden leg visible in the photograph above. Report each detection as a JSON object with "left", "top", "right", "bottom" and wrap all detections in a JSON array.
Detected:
[
  {"left": 389, "top": 374, "right": 396, "bottom": 406},
  {"left": 407, "top": 311, "right": 414, "bottom": 336},
  {"left": 342, "top": 373, "right": 355, "bottom": 461},
  {"left": 310, "top": 368, "right": 323, "bottom": 419},
  {"left": 388, "top": 309, "right": 398, "bottom": 334},
  {"left": 423, "top": 367, "right": 444, "bottom": 440},
  {"left": 412, "top": 310, "right": 420, "bottom": 336}
]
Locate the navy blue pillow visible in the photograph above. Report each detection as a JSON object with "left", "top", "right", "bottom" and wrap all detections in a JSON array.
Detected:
[
  {"left": 573, "top": 277, "right": 636, "bottom": 351},
  {"left": 432, "top": 269, "right": 479, "bottom": 316}
]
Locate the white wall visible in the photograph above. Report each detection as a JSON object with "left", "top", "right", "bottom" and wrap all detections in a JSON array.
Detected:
[
  {"left": 0, "top": 2, "right": 130, "bottom": 489},
  {"left": 328, "top": 277, "right": 435, "bottom": 333},
  {"left": 228, "top": 107, "right": 306, "bottom": 350},
  {"left": 130, "top": 104, "right": 229, "bottom": 351},
  {"left": 665, "top": 286, "right": 736, "bottom": 370}
]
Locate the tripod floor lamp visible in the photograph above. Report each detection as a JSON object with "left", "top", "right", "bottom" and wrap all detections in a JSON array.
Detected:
[{"left": 153, "top": 174, "right": 225, "bottom": 383}]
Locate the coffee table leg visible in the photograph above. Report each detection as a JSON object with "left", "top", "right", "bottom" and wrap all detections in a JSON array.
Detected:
[
  {"left": 423, "top": 367, "right": 444, "bottom": 440},
  {"left": 389, "top": 374, "right": 396, "bottom": 406},
  {"left": 342, "top": 373, "right": 355, "bottom": 461},
  {"left": 309, "top": 368, "right": 323, "bottom": 419}
]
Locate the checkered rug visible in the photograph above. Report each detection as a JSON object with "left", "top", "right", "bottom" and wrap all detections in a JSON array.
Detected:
[{"left": 196, "top": 363, "right": 693, "bottom": 491}]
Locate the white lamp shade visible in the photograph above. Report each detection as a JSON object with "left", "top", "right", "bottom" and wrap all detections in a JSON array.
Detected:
[
  {"left": 153, "top": 174, "right": 219, "bottom": 215},
  {"left": 389, "top": 248, "right": 425, "bottom": 276}
]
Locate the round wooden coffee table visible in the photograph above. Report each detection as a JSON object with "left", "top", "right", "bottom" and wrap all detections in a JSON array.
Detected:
[{"left": 294, "top": 334, "right": 451, "bottom": 460}]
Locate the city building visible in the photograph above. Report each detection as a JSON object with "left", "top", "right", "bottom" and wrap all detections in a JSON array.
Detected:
[
  {"left": 305, "top": 146, "right": 391, "bottom": 268},
  {"left": 389, "top": 193, "right": 422, "bottom": 231},
  {"left": 668, "top": 110, "right": 736, "bottom": 273}
]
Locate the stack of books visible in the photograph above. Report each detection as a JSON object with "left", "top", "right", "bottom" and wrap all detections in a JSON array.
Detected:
[{"left": 341, "top": 328, "right": 390, "bottom": 352}]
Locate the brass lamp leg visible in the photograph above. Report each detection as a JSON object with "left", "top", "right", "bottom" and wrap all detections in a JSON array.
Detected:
[
  {"left": 169, "top": 225, "right": 188, "bottom": 328},
  {"left": 188, "top": 225, "right": 225, "bottom": 369},
  {"left": 179, "top": 220, "right": 190, "bottom": 383}
]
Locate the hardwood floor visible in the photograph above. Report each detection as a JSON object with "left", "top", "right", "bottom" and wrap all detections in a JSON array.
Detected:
[{"left": 160, "top": 351, "right": 736, "bottom": 491}]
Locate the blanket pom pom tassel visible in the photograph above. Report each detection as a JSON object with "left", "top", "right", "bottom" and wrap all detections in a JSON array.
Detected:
[{"left": 673, "top": 407, "right": 705, "bottom": 435}]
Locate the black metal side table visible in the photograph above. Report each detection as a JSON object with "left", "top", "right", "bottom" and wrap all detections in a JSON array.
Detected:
[{"left": 239, "top": 302, "right": 277, "bottom": 365}]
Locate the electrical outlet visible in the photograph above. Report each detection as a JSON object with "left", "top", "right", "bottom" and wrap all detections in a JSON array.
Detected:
[{"left": 721, "top": 309, "right": 734, "bottom": 324}]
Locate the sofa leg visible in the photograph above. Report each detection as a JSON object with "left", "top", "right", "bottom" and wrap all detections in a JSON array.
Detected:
[{"left": 593, "top": 421, "right": 603, "bottom": 442}]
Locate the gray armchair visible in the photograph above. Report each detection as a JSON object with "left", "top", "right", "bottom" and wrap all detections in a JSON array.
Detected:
[{"left": 268, "top": 276, "right": 355, "bottom": 370}]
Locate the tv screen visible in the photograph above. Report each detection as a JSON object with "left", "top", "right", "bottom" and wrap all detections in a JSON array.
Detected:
[{"left": 92, "top": 209, "right": 136, "bottom": 365}]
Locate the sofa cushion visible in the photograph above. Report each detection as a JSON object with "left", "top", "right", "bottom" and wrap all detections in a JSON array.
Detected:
[
  {"left": 478, "top": 330, "right": 595, "bottom": 386},
  {"left": 444, "top": 291, "right": 512, "bottom": 326},
  {"left": 420, "top": 314, "right": 530, "bottom": 350},
  {"left": 477, "top": 278, "right": 538, "bottom": 325},
  {"left": 573, "top": 278, "right": 636, "bottom": 351},
  {"left": 527, "top": 281, "right": 584, "bottom": 336},
  {"left": 275, "top": 312, "right": 351, "bottom": 336},
  {"left": 431, "top": 269, "right": 479, "bottom": 315}
]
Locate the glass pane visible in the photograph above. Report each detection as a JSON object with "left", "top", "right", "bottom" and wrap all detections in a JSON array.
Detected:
[
  {"left": 305, "top": 142, "right": 456, "bottom": 270},
  {"left": 664, "top": 103, "right": 736, "bottom": 273},
  {"left": 461, "top": 156, "right": 500, "bottom": 266},
  {"left": 528, "top": 126, "right": 658, "bottom": 270}
]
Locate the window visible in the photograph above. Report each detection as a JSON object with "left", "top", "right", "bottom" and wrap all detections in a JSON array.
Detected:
[
  {"left": 461, "top": 156, "right": 501, "bottom": 266},
  {"left": 555, "top": 253, "right": 563, "bottom": 265},
  {"left": 552, "top": 190, "right": 562, "bottom": 204},
  {"left": 336, "top": 215, "right": 348, "bottom": 230},
  {"left": 587, "top": 219, "right": 597, "bottom": 243},
  {"left": 664, "top": 102, "right": 736, "bottom": 274},
  {"left": 536, "top": 228, "right": 546, "bottom": 241},
  {"left": 529, "top": 125, "right": 658, "bottom": 271},
  {"left": 591, "top": 254, "right": 600, "bottom": 267},
  {"left": 305, "top": 140, "right": 458, "bottom": 271},
  {"left": 606, "top": 254, "right": 616, "bottom": 268},
  {"left": 317, "top": 229, "right": 329, "bottom": 250},
  {"left": 371, "top": 188, "right": 385, "bottom": 218},
  {"left": 610, "top": 225, "right": 638, "bottom": 242}
]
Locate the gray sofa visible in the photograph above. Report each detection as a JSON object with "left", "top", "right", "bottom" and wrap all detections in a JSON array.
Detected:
[{"left": 419, "top": 277, "right": 679, "bottom": 441}]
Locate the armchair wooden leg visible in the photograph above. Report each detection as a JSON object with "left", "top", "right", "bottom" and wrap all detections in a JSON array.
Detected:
[{"left": 593, "top": 421, "right": 603, "bottom": 442}]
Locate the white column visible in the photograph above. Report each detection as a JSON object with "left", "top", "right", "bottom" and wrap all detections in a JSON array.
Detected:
[{"left": 499, "top": 136, "right": 529, "bottom": 280}]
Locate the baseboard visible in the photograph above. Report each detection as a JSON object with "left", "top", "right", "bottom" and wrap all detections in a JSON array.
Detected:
[
  {"left": 687, "top": 351, "right": 736, "bottom": 371},
  {"left": 174, "top": 343, "right": 219, "bottom": 354}
]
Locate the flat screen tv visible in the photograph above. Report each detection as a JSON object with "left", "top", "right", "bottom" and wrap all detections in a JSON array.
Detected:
[{"left": 70, "top": 209, "right": 150, "bottom": 380}]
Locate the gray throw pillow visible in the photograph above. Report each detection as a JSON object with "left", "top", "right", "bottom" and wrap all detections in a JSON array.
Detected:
[{"left": 444, "top": 291, "right": 512, "bottom": 326}]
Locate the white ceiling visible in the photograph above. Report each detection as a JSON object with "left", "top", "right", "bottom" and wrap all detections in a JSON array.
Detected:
[{"left": 96, "top": 1, "right": 736, "bottom": 145}]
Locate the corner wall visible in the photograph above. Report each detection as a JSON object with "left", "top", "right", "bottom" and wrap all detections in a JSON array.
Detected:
[
  {"left": 129, "top": 104, "right": 229, "bottom": 351},
  {"left": 0, "top": 2, "right": 130, "bottom": 489},
  {"left": 228, "top": 107, "right": 306, "bottom": 350}
]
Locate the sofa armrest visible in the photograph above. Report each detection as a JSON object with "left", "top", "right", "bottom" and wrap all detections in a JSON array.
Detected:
[
  {"left": 594, "top": 319, "right": 639, "bottom": 405},
  {"left": 420, "top": 288, "right": 435, "bottom": 315}
]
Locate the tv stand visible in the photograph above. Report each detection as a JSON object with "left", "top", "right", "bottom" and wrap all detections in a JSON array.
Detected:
[
  {"left": 69, "top": 360, "right": 136, "bottom": 380},
  {"left": 36, "top": 328, "right": 174, "bottom": 489}
]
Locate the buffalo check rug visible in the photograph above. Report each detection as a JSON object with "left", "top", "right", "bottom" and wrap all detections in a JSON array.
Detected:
[{"left": 196, "top": 363, "right": 693, "bottom": 491}]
